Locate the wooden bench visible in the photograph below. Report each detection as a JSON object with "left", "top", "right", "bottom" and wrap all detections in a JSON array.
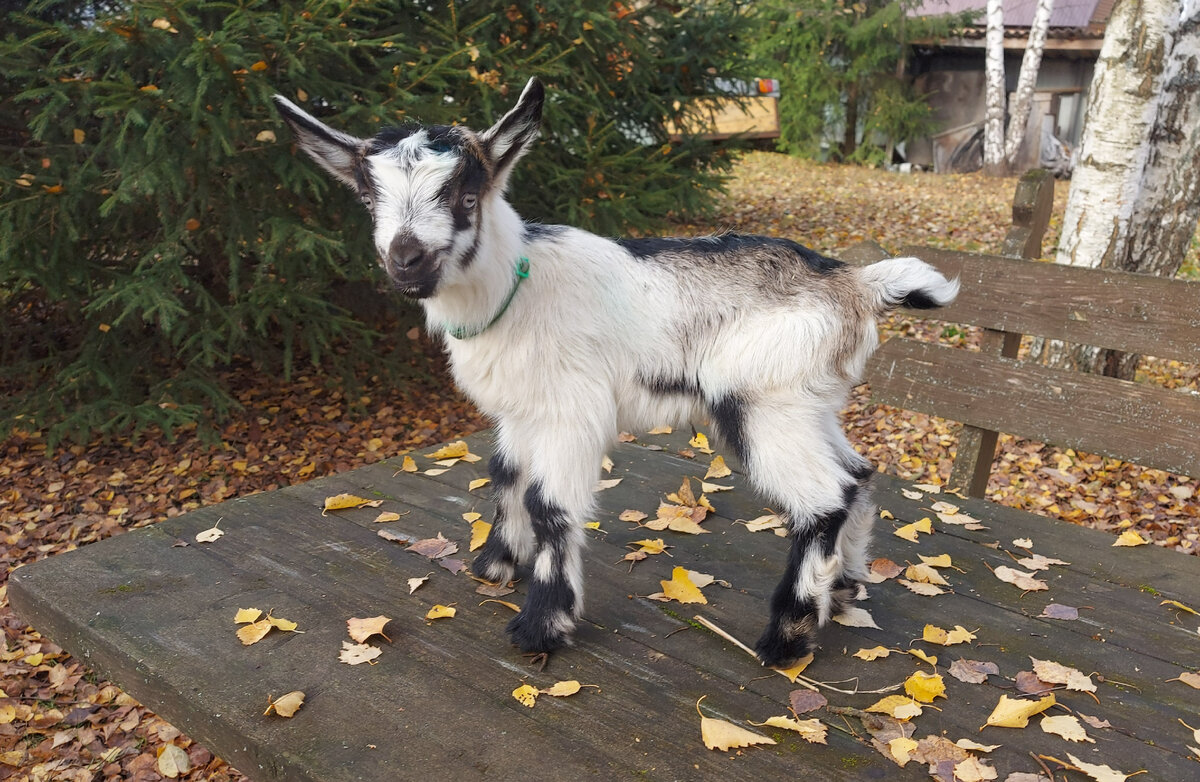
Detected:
[{"left": 9, "top": 173, "right": 1200, "bottom": 781}]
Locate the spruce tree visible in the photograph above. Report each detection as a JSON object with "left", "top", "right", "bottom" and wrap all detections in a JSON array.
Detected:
[{"left": 0, "top": 0, "right": 754, "bottom": 443}]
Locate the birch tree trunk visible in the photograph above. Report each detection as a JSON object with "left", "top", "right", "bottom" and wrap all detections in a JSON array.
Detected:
[
  {"left": 1004, "top": 0, "right": 1056, "bottom": 163},
  {"left": 983, "top": 0, "right": 1007, "bottom": 174},
  {"left": 1050, "top": 0, "right": 1200, "bottom": 376}
]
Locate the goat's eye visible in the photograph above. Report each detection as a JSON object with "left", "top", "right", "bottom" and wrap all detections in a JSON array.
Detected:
[
  {"left": 461, "top": 193, "right": 477, "bottom": 210},
  {"left": 359, "top": 192, "right": 373, "bottom": 208}
]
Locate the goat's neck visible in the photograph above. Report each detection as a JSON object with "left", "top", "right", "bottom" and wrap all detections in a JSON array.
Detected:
[{"left": 421, "top": 200, "right": 526, "bottom": 335}]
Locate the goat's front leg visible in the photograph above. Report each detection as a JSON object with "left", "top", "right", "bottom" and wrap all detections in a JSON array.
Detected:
[
  {"left": 503, "top": 429, "right": 604, "bottom": 655},
  {"left": 472, "top": 448, "right": 534, "bottom": 584}
]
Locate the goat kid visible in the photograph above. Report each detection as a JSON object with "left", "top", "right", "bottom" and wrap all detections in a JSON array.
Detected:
[{"left": 274, "top": 79, "right": 959, "bottom": 668}]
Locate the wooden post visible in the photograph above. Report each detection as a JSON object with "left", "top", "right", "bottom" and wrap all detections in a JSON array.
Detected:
[{"left": 949, "top": 169, "right": 1054, "bottom": 496}]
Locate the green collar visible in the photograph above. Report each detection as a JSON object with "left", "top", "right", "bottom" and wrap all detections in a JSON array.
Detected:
[{"left": 442, "top": 256, "right": 530, "bottom": 340}]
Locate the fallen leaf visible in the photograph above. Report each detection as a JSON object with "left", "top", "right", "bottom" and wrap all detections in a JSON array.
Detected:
[
  {"left": 408, "top": 575, "right": 431, "bottom": 594},
  {"left": 701, "top": 481, "right": 734, "bottom": 493},
  {"left": 908, "top": 648, "right": 938, "bottom": 667},
  {"left": 475, "top": 581, "right": 514, "bottom": 597},
  {"left": 234, "top": 608, "right": 262, "bottom": 624},
  {"left": 788, "top": 689, "right": 828, "bottom": 714},
  {"left": 1016, "top": 554, "right": 1070, "bottom": 570},
  {"left": 647, "top": 425, "right": 673, "bottom": 435},
  {"left": 425, "top": 468, "right": 450, "bottom": 476},
  {"left": 833, "top": 606, "right": 879, "bottom": 629},
  {"left": 880, "top": 509, "right": 895, "bottom": 520},
  {"left": 264, "top": 690, "right": 305, "bottom": 718},
  {"left": 854, "top": 646, "right": 893, "bottom": 661},
  {"left": 268, "top": 616, "right": 299, "bottom": 632},
  {"left": 752, "top": 716, "right": 827, "bottom": 743},
  {"left": 236, "top": 619, "right": 273, "bottom": 646},
  {"left": 347, "top": 616, "right": 391, "bottom": 643},
  {"left": 601, "top": 455, "right": 614, "bottom": 473},
  {"left": 1112, "top": 530, "right": 1148, "bottom": 547},
  {"left": 619, "top": 509, "right": 648, "bottom": 523},
  {"left": 689, "top": 432, "right": 714, "bottom": 453},
  {"left": 374, "top": 511, "right": 403, "bottom": 523},
  {"left": 1030, "top": 657, "right": 1096, "bottom": 693},
  {"left": 439, "top": 557, "right": 466, "bottom": 575},
  {"left": 904, "top": 671, "right": 946, "bottom": 703},
  {"left": 629, "top": 538, "right": 670, "bottom": 555},
  {"left": 339, "top": 641, "right": 381, "bottom": 665},
  {"left": 541, "top": 680, "right": 591, "bottom": 697},
  {"left": 922, "top": 624, "right": 976, "bottom": 646},
  {"left": 1079, "top": 713, "right": 1112, "bottom": 730},
  {"left": 741, "top": 514, "right": 784, "bottom": 532},
  {"left": 867, "top": 695, "right": 924, "bottom": 720},
  {"left": 156, "top": 742, "right": 190, "bottom": 778},
  {"left": 902, "top": 489, "right": 923, "bottom": 500},
  {"left": 887, "top": 736, "right": 920, "bottom": 766},
  {"left": 1174, "top": 671, "right": 1200, "bottom": 689},
  {"left": 919, "top": 553, "right": 953, "bottom": 568},
  {"left": 1160, "top": 599, "right": 1199, "bottom": 616},
  {"left": 930, "top": 500, "right": 959, "bottom": 514},
  {"left": 468, "top": 477, "right": 491, "bottom": 491},
  {"left": 773, "top": 653, "right": 814, "bottom": 682},
  {"left": 1067, "top": 752, "right": 1135, "bottom": 782},
  {"left": 893, "top": 517, "right": 933, "bottom": 542},
  {"left": 1041, "top": 714, "right": 1094, "bottom": 743},
  {"left": 656, "top": 567, "right": 707, "bottom": 604},
  {"left": 701, "top": 716, "right": 776, "bottom": 751},
  {"left": 469, "top": 520, "right": 492, "bottom": 552},
  {"left": 322, "top": 493, "right": 378, "bottom": 514},
  {"left": 195, "top": 522, "right": 224, "bottom": 543},
  {"left": 869, "top": 558, "right": 903, "bottom": 580},
  {"left": 906, "top": 563, "right": 950, "bottom": 586},
  {"left": 899, "top": 579, "right": 946, "bottom": 596},
  {"left": 1040, "top": 603, "right": 1080, "bottom": 620},
  {"left": 1013, "top": 537, "right": 1033, "bottom": 548},
  {"left": 1015, "top": 670, "right": 1056, "bottom": 695},
  {"left": 983, "top": 694, "right": 1055, "bottom": 729},
  {"left": 400, "top": 455, "right": 418, "bottom": 472},
  {"left": 704, "top": 455, "right": 732, "bottom": 479},
  {"left": 594, "top": 478, "right": 623, "bottom": 491},
  {"left": 479, "top": 598, "right": 521, "bottom": 612},
  {"left": 427, "top": 440, "right": 470, "bottom": 459},
  {"left": 512, "top": 684, "right": 539, "bottom": 708},
  {"left": 407, "top": 533, "right": 458, "bottom": 559},
  {"left": 948, "top": 659, "right": 999, "bottom": 684},
  {"left": 993, "top": 566, "right": 1048, "bottom": 591},
  {"left": 954, "top": 738, "right": 1000, "bottom": 752},
  {"left": 953, "top": 756, "right": 998, "bottom": 782},
  {"left": 425, "top": 604, "right": 456, "bottom": 620},
  {"left": 73, "top": 128, "right": 85, "bottom": 144}
]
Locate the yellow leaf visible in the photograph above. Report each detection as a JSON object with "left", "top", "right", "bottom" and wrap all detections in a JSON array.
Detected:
[
  {"left": 462, "top": 511, "right": 483, "bottom": 523},
  {"left": 1112, "top": 529, "right": 1148, "bottom": 547},
  {"left": 983, "top": 694, "right": 1056, "bottom": 729},
  {"left": 751, "top": 716, "right": 827, "bottom": 743},
  {"left": 584, "top": 521, "right": 601, "bottom": 530},
  {"left": 234, "top": 608, "right": 262, "bottom": 624},
  {"left": 73, "top": 128, "right": 85, "bottom": 144},
  {"left": 879, "top": 509, "right": 894, "bottom": 519},
  {"left": 922, "top": 624, "right": 975, "bottom": 646},
  {"left": 658, "top": 567, "right": 707, "bottom": 604},
  {"left": 704, "top": 455, "right": 732, "bottom": 479},
  {"left": 899, "top": 579, "right": 945, "bottom": 596},
  {"left": 237, "top": 618, "right": 273, "bottom": 646},
  {"left": 1161, "top": 599, "right": 1199, "bottom": 616},
  {"left": 468, "top": 477, "right": 491, "bottom": 491},
  {"left": 374, "top": 511, "right": 402, "bottom": 523},
  {"left": 630, "top": 538, "right": 669, "bottom": 554},
  {"left": 619, "top": 509, "right": 647, "bottom": 523},
  {"left": 955, "top": 739, "right": 1000, "bottom": 753},
  {"left": 322, "top": 493, "right": 374, "bottom": 514},
  {"left": 905, "top": 563, "right": 950, "bottom": 585},
  {"left": 853, "top": 645, "right": 892, "bottom": 661},
  {"left": 647, "top": 425, "right": 672, "bottom": 434},
  {"left": 867, "top": 695, "right": 923, "bottom": 720},
  {"left": 346, "top": 615, "right": 391, "bottom": 643},
  {"left": 919, "top": 553, "right": 953, "bottom": 568},
  {"left": 24, "top": 653, "right": 44, "bottom": 666},
  {"left": 268, "top": 616, "right": 298, "bottom": 632},
  {"left": 479, "top": 599, "right": 520, "bottom": 612},
  {"left": 1041, "top": 714, "right": 1094, "bottom": 743},
  {"left": 1067, "top": 752, "right": 1135, "bottom": 782},
  {"left": 953, "top": 756, "right": 998, "bottom": 782},
  {"left": 773, "top": 653, "right": 814, "bottom": 682},
  {"left": 701, "top": 716, "right": 775, "bottom": 751},
  {"left": 887, "top": 736, "right": 919, "bottom": 766},
  {"left": 701, "top": 482, "right": 734, "bottom": 493},
  {"left": 893, "top": 517, "right": 933, "bottom": 542},
  {"left": 152, "top": 17, "right": 172, "bottom": 29},
  {"left": 512, "top": 684, "right": 539, "bottom": 708},
  {"left": 426, "top": 604, "right": 456, "bottom": 620},
  {"left": 250, "top": 60, "right": 269, "bottom": 71},
  {"left": 255, "top": 129, "right": 276, "bottom": 143},
  {"left": 904, "top": 671, "right": 946, "bottom": 703},
  {"left": 541, "top": 680, "right": 583, "bottom": 697},
  {"left": 401, "top": 455, "right": 418, "bottom": 472},
  {"left": 338, "top": 641, "right": 381, "bottom": 665},
  {"left": 264, "top": 690, "right": 305, "bottom": 718},
  {"left": 908, "top": 648, "right": 938, "bottom": 667},
  {"left": 601, "top": 455, "right": 614, "bottom": 473},
  {"left": 689, "top": 432, "right": 714, "bottom": 453},
  {"left": 469, "top": 520, "right": 492, "bottom": 552},
  {"left": 427, "top": 440, "right": 470, "bottom": 459},
  {"left": 156, "top": 742, "right": 190, "bottom": 778}
]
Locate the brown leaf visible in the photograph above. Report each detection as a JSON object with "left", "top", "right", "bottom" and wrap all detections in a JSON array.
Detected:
[
  {"left": 406, "top": 533, "right": 458, "bottom": 559},
  {"left": 788, "top": 689, "right": 828, "bottom": 714},
  {"left": 948, "top": 659, "right": 999, "bottom": 684}
]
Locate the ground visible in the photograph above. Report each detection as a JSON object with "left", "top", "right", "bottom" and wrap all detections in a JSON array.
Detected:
[{"left": 1, "top": 153, "right": 1197, "bottom": 781}]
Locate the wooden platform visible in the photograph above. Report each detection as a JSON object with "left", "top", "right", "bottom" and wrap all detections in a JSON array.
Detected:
[{"left": 9, "top": 431, "right": 1200, "bottom": 781}]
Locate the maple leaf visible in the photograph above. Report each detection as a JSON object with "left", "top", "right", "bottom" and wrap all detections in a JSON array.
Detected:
[
  {"left": 993, "top": 565, "right": 1048, "bottom": 591},
  {"left": 512, "top": 684, "right": 539, "bottom": 708},
  {"left": 983, "top": 694, "right": 1055, "bottom": 729},
  {"left": 426, "top": 604, "right": 456, "bottom": 620},
  {"left": 156, "top": 742, "right": 190, "bottom": 778},
  {"left": 264, "top": 690, "right": 305, "bottom": 718},
  {"left": 339, "top": 641, "right": 381, "bottom": 665},
  {"left": 1067, "top": 752, "right": 1136, "bottom": 782},
  {"left": 655, "top": 567, "right": 707, "bottom": 604},
  {"left": 1041, "top": 714, "right": 1094, "bottom": 743},
  {"left": 751, "top": 716, "right": 827, "bottom": 743},
  {"left": 347, "top": 616, "right": 392, "bottom": 643},
  {"left": 903, "top": 671, "right": 945, "bottom": 703},
  {"left": 469, "top": 520, "right": 492, "bottom": 552},
  {"left": 704, "top": 455, "right": 732, "bottom": 479}
]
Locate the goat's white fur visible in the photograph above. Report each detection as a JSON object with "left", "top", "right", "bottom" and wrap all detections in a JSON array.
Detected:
[{"left": 274, "top": 79, "right": 959, "bottom": 665}]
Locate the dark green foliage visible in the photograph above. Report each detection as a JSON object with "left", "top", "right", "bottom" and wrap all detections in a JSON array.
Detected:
[
  {"left": 0, "top": 0, "right": 753, "bottom": 444},
  {"left": 752, "top": 0, "right": 974, "bottom": 162}
]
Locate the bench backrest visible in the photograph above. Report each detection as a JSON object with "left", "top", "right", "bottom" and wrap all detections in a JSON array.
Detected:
[{"left": 842, "top": 169, "right": 1200, "bottom": 496}]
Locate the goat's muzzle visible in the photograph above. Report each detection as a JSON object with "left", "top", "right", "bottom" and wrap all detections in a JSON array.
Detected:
[{"left": 383, "top": 235, "right": 439, "bottom": 298}]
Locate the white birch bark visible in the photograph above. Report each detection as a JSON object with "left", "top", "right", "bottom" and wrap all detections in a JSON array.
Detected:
[
  {"left": 1003, "top": 0, "right": 1056, "bottom": 163},
  {"left": 983, "top": 0, "right": 1007, "bottom": 173}
]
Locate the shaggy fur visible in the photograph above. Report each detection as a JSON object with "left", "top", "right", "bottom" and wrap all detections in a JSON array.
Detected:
[{"left": 274, "top": 79, "right": 959, "bottom": 667}]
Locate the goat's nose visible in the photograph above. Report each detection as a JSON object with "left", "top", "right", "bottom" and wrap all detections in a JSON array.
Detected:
[{"left": 385, "top": 235, "right": 425, "bottom": 273}]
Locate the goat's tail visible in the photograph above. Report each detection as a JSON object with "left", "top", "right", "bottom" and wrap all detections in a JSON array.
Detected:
[{"left": 859, "top": 256, "right": 959, "bottom": 314}]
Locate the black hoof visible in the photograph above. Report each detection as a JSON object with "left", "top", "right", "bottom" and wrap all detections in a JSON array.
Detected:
[{"left": 506, "top": 610, "right": 572, "bottom": 655}]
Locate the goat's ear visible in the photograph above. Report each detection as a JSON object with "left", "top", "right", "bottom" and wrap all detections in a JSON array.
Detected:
[
  {"left": 272, "top": 95, "right": 366, "bottom": 188},
  {"left": 481, "top": 78, "right": 544, "bottom": 188}
]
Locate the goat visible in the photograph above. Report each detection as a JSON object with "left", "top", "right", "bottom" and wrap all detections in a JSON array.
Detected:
[{"left": 273, "top": 79, "right": 958, "bottom": 668}]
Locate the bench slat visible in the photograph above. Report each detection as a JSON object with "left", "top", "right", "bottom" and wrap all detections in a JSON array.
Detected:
[
  {"left": 868, "top": 338, "right": 1200, "bottom": 479},
  {"left": 895, "top": 247, "right": 1200, "bottom": 363}
]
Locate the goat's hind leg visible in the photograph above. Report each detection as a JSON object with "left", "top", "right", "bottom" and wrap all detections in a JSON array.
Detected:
[{"left": 473, "top": 447, "right": 534, "bottom": 585}]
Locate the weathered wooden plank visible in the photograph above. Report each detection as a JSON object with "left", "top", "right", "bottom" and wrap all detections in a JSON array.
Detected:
[
  {"left": 868, "top": 338, "right": 1200, "bottom": 479},
  {"left": 895, "top": 247, "right": 1200, "bottom": 363},
  {"left": 999, "top": 168, "right": 1054, "bottom": 260}
]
